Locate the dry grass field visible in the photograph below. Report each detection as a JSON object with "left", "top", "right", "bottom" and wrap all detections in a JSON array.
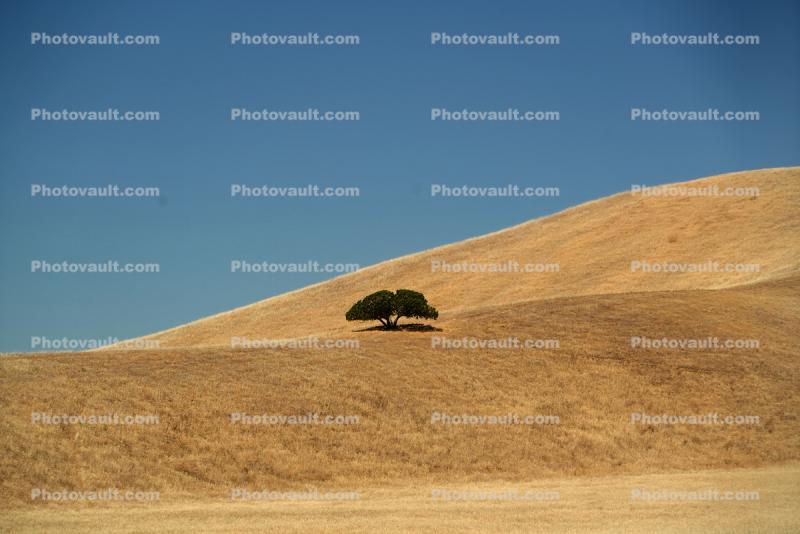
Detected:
[
  {"left": 2, "top": 465, "right": 798, "bottom": 533},
  {"left": 1, "top": 168, "right": 798, "bottom": 532}
]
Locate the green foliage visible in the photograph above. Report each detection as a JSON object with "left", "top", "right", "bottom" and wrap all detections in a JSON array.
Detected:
[
  {"left": 345, "top": 290, "right": 394, "bottom": 324},
  {"left": 345, "top": 289, "right": 438, "bottom": 328},
  {"left": 393, "top": 289, "right": 439, "bottom": 321}
]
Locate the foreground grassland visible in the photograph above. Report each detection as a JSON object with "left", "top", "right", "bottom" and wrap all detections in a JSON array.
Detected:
[
  {"left": 1, "top": 466, "right": 798, "bottom": 533},
  {"left": 1, "top": 278, "right": 798, "bottom": 503}
]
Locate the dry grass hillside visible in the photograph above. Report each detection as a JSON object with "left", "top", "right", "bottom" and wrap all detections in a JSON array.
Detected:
[
  {"left": 1, "top": 276, "right": 798, "bottom": 505},
  {"left": 1, "top": 167, "right": 798, "bottom": 533},
  {"left": 118, "top": 167, "right": 800, "bottom": 348},
  {"left": 3, "top": 163, "right": 800, "bottom": 501}
]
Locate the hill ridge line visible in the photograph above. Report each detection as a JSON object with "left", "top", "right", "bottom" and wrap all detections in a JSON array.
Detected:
[{"left": 123, "top": 166, "right": 797, "bottom": 345}]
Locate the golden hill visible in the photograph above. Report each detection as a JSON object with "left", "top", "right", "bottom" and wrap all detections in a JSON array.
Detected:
[
  {"left": 1, "top": 276, "right": 798, "bottom": 504},
  {"left": 1, "top": 166, "right": 798, "bottom": 517},
  {"left": 120, "top": 167, "right": 800, "bottom": 349}
]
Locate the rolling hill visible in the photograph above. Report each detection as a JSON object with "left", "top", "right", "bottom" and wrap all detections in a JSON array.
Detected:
[
  {"left": 1, "top": 167, "right": 798, "bottom": 522},
  {"left": 115, "top": 167, "right": 799, "bottom": 349}
]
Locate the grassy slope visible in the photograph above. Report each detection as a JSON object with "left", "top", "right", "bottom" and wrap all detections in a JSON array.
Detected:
[
  {"left": 117, "top": 167, "right": 800, "bottom": 348},
  {"left": 1, "top": 168, "right": 798, "bottom": 525},
  {"left": 2, "top": 277, "right": 797, "bottom": 503}
]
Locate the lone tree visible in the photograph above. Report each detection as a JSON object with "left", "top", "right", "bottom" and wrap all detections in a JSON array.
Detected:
[{"left": 346, "top": 289, "right": 438, "bottom": 329}]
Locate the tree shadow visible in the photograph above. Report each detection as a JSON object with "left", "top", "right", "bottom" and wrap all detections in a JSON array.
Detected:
[{"left": 353, "top": 323, "right": 443, "bottom": 332}]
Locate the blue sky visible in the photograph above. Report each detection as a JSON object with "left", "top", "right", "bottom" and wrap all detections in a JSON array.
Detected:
[{"left": 1, "top": 0, "right": 798, "bottom": 351}]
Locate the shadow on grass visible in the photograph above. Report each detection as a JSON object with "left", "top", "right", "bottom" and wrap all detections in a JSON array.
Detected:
[{"left": 353, "top": 323, "right": 443, "bottom": 332}]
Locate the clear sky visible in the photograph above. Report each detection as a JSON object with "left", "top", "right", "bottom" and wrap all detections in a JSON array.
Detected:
[{"left": 1, "top": 0, "right": 798, "bottom": 351}]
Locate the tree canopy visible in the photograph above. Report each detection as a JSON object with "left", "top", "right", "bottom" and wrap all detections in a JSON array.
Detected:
[{"left": 345, "top": 289, "right": 438, "bottom": 328}]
